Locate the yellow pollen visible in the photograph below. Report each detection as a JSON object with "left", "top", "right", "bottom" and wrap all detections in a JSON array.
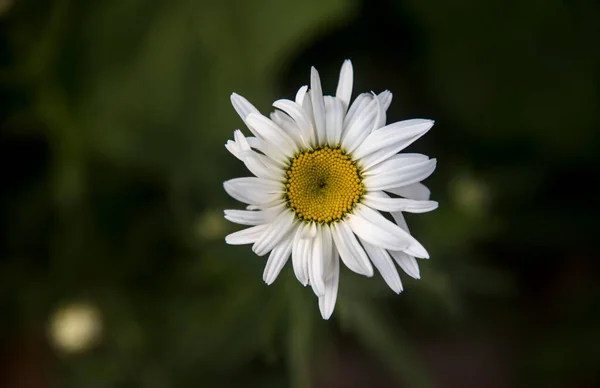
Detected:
[{"left": 284, "top": 146, "right": 364, "bottom": 223}]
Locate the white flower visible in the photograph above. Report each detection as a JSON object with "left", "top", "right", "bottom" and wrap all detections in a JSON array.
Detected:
[{"left": 224, "top": 60, "right": 437, "bottom": 319}]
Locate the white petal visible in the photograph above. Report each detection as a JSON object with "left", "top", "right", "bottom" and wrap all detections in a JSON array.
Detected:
[
  {"left": 292, "top": 224, "right": 311, "bottom": 286},
  {"left": 228, "top": 130, "right": 248, "bottom": 155},
  {"left": 363, "top": 194, "right": 438, "bottom": 213},
  {"left": 309, "top": 225, "right": 326, "bottom": 296},
  {"left": 386, "top": 183, "right": 431, "bottom": 201},
  {"left": 363, "top": 158, "right": 437, "bottom": 192},
  {"left": 360, "top": 240, "right": 403, "bottom": 294},
  {"left": 223, "top": 177, "right": 283, "bottom": 205},
  {"left": 246, "top": 113, "right": 297, "bottom": 156},
  {"left": 299, "top": 90, "right": 317, "bottom": 146},
  {"left": 389, "top": 250, "right": 421, "bottom": 279},
  {"left": 224, "top": 207, "right": 277, "bottom": 226},
  {"left": 272, "top": 99, "right": 313, "bottom": 147},
  {"left": 335, "top": 59, "right": 353, "bottom": 111},
  {"left": 364, "top": 153, "right": 429, "bottom": 176},
  {"left": 310, "top": 67, "right": 327, "bottom": 144},
  {"left": 295, "top": 85, "right": 308, "bottom": 105},
  {"left": 263, "top": 235, "right": 294, "bottom": 285},
  {"left": 224, "top": 176, "right": 282, "bottom": 194},
  {"left": 245, "top": 136, "right": 265, "bottom": 152},
  {"left": 230, "top": 93, "right": 260, "bottom": 133},
  {"left": 254, "top": 151, "right": 282, "bottom": 174},
  {"left": 353, "top": 119, "right": 434, "bottom": 163},
  {"left": 391, "top": 210, "right": 409, "bottom": 232},
  {"left": 371, "top": 91, "right": 386, "bottom": 132},
  {"left": 225, "top": 224, "right": 269, "bottom": 245},
  {"left": 252, "top": 211, "right": 296, "bottom": 256},
  {"left": 246, "top": 197, "right": 285, "bottom": 211},
  {"left": 225, "top": 139, "right": 243, "bottom": 160},
  {"left": 270, "top": 110, "right": 305, "bottom": 148},
  {"left": 364, "top": 191, "right": 411, "bottom": 231},
  {"left": 238, "top": 150, "right": 283, "bottom": 181},
  {"left": 378, "top": 90, "right": 393, "bottom": 111},
  {"left": 321, "top": 225, "right": 334, "bottom": 280},
  {"left": 230, "top": 131, "right": 283, "bottom": 180},
  {"left": 318, "top": 252, "right": 339, "bottom": 320},
  {"left": 330, "top": 221, "right": 374, "bottom": 276},
  {"left": 324, "top": 96, "right": 343, "bottom": 146},
  {"left": 245, "top": 138, "right": 288, "bottom": 167},
  {"left": 343, "top": 93, "right": 371, "bottom": 132},
  {"left": 346, "top": 204, "right": 429, "bottom": 258},
  {"left": 341, "top": 96, "right": 377, "bottom": 153}
]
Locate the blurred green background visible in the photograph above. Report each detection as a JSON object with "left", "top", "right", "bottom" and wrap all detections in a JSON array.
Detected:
[{"left": 1, "top": 0, "right": 599, "bottom": 387}]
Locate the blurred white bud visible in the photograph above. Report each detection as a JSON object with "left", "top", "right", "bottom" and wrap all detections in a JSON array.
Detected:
[
  {"left": 0, "top": 0, "right": 13, "bottom": 17},
  {"left": 450, "top": 173, "right": 489, "bottom": 216},
  {"left": 48, "top": 302, "right": 102, "bottom": 354},
  {"left": 195, "top": 209, "right": 227, "bottom": 240}
]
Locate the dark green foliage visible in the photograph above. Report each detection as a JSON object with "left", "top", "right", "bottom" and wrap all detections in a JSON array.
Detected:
[{"left": 1, "top": 0, "right": 599, "bottom": 387}]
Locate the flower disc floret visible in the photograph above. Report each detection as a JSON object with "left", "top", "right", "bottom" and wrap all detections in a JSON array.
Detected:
[{"left": 285, "top": 146, "right": 364, "bottom": 223}]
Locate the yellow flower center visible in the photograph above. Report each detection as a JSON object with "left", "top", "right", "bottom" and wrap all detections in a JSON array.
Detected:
[{"left": 284, "top": 146, "right": 364, "bottom": 223}]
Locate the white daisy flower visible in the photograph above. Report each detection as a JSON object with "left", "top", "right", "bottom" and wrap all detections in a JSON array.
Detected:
[{"left": 224, "top": 60, "right": 437, "bottom": 319}]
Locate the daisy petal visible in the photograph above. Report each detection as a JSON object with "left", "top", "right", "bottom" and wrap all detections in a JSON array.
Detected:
[
  {"left": 364, "top": 153, "right": 429, "bottom": 176},
  {"left": 363, "top": 158, "right": 437, "bottom": 192},
  {"left": 346, "top": 204, "right": 429, "bottom": 258},
  {"left": 238, "top": 140, "right": 282, "bottom": 177},
  {"left": 353, "top": 119, "right": 434, "bottom": 162},
  {"left": 263, "top": 237, "right": 293, "bottom": 285},
  {"left": 230, "top": 93, "right": 261, "bottom": 131},
  {"left": 391, "top": 210, "right": 409, "bottom": 232},
  {"left": 363, "top": 194, "right": 438, "bottom": 213},
  {"left": 272, "top": 99, "right": 313, "bottom": 146},
  {"left": 224, "top": 177, "right": 282, "bottom": 194},
  {"left": 389, "top": 250, "right": 421, "bottom": 279},
  {"left": 245, "top": 138, "right": 288, "bottom": 167},
  {"left": 246, "top": 197, "right": 285, "bottom": 211},
  {"left": 292, "top": 224, "right": 311, "bottom": 286},
  {"left": 342, "top": 96, "right": 377, "bottom": 153},
  {"left": 364, "top": 191, "right": 411, "bottom": 231},
  {"left": 378, "top": 90, "right": 393, "bottom": 111},
  {"left": 246, "top": 113, "right": 298, "bottom": 156},
  {"left": 318, "top": 252, "right": 339, "bottom": 320},
  {"left": 360, "top": 240, "right": 403, "bottom": 294},
  {"left": 253, "top": 211, "right": 296, "bottom": 256},
  {"left": 238, "top": 150, "right": 284, "bottom": 181},
  {"left": 295, "top": 85, "right": 308, "bottom": 105},
  {"left": 224, "top": 209, "right": 270, "bottom": 226},
  {"left": 371, "top": 91, "right": 386, "bottom": 132},
  {"left": 223, "top": 177, "right": 283, "bottom": 205},
  {"left": 331, "top": 221, "right": 374, "bottom": 277},
  {"left": 343, "top": 93, "right": 371, "bottom": 132},
  {"left": 321, "top": 225, "right": 334, "bottom": 280},
  {"left": 244, "top": 135, "right": 260, "bottom": 149},
  {"left": 299, "top": 91, "right": 317, "bottom": 146},
  {"left": 335, "top": 59, "right": 353, "bottom": 111},
  {"left": 230, "top": 130, "right": 283, "bottom": 180},
  {"left": 386, "top": 183, "right": 431, "bottom": 201},
  {"left": 225, "top": 140, "right": 243, "bottom": 160},
  {"left": 324, "top": 96, "right": 343, "bottom": 146},
  {"left": 310, "top": 67, "right": 327, "bottom": 144},
  {"left": 225, "top": 224, "right": 269, "bottom": 245},
  {"left": 270, "top": 110, "right": 305, "bottom": 148},
  {"left": 310, "top": 226, "right": 326, "bottom": 296}
]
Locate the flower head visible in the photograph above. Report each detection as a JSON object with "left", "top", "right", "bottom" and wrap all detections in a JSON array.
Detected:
[{"left": 224, "top": 60, "right": 437, "bottom": 319}]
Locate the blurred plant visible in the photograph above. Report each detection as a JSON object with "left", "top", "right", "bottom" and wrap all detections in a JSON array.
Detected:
[
  {"left": 47, "top": 301, "right": 102, "bottom": 355},
  {"left": 3, "top": 0, "right": 597, "bottom": 387}
]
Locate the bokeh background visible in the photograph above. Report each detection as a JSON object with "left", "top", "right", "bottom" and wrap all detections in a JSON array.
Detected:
[{"left": 1, "top": 0, "right": 599, "bottom": 387}]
